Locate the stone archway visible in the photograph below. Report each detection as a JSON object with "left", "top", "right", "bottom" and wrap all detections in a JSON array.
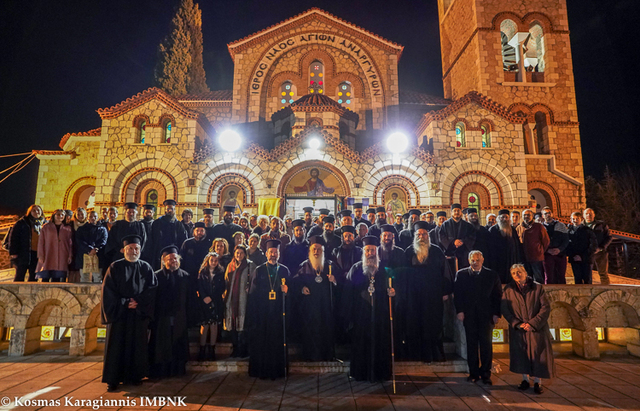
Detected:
[
  {"left": 277, "top": 160, "right": 351, "bottom": 198},
  {"left": 63, "top": 176, "right": 97, "bottom": 210}
]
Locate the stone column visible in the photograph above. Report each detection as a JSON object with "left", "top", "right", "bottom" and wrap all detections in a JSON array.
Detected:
[
  {"left": 571, "top": 318, "right": 600, "bottom": 360},
  {"left": 9, "top": 326, "right": 41, "bottom": 356},
  {"left": 70, "top": 327, "right": 97, "bottom": 356},
  {"left": 625, "top": 327, "right": 640, "bottom": 358}
]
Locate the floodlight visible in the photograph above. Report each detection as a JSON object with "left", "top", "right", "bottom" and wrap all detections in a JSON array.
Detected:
[{"left": 386, "top": 132, "right": 408, "bottom": 154}]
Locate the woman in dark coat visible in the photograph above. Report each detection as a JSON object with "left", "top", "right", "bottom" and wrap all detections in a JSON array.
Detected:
[
  {"left": 501, "top": 264, "right": 555, "bottom": 394},
  {"left": 196, "top": 252, "right": 226, "bottom": 361},
  {"left": 9, "top": 205, "right": 43, "bottom": 282}
]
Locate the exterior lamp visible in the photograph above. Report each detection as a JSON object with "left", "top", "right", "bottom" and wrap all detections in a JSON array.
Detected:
[
  {"left": 386, "top": 132, "right": 408, "bottom": 154},
  {"left": 219, "top": 130, "right": 242, "bottom": 152},
  {"left": 308, "top": 137, "right": 321, "bottom": 150}
]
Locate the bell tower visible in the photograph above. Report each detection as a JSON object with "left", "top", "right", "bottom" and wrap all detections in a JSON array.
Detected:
[{"left": 437, "top": 0, "right": 585, "bottom": 215}]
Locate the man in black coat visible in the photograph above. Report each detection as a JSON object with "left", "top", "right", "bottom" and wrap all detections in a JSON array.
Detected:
[
  {"left": 282, "top": 219, "right": 309, "bottom": 276},
  {"left": 567, "top": 212, "right": 598, "bottom": 284},
  {"left": 454, "top": 250, "right": 502, "bottom": 385},
  {"left": 439, "top": 203, "right": 476, "bottom": 273},
  {"left": 9, "top": 205, "right": 43, "bottom": 282},
  {"left": 105, "top": 203, "right": 148, "bottom": 267},
  {"left": 486, "top": 209, "right": 524, "bottom": 284},
  {"left": 320, "top": 215, "right": 342, "bottom": 262},
  {"left": 429, "top": 211, "right": 447, "bottom": 250},
  {"left": 307, "top": 208, "right": 330, "bottom": 239},
  {"left": 368, "top": 207, "right": 399, "bottom": 243},
  {"left": 101, "top": 234, "right": 157, "bottom": 392},
  {"left": 379, "top": 224, "right": 405, "bottom": 269},
  {"left": 180, "top": 222, "right": 212, "bottom": 326},
  {"left": 151, "top": 199, "right": 188, "bottom": 270},
  {"left": 331, "top": 226, "right": 362, "bottom": 278},
  {"left": 302, "top": 207, "right": 316, "bottom": 234},
  {"left": 202, "top": 208, "right": 216, "bottom": 242},
  {"left": 148, "top": 245, "right": 190, "bottom": 379},
  {"left": 398, "top": 209, "right": 423, "bottom": 250},
  {"left": 246, "top": 240, "right": 291, "bottom": 379},
  {"left": 76, "top": 210, "right": 108, "bottom": 282},
  {"left": 211, "top": 205, "right": 243, "bottom": 254},
  {"left": 334, "top": 209, "right": 354, "bottom": 238},
  {"left": 583, "top": 208, "right": 613, "bottom": 285},
  {"left": 466, "top": 208, "right": 490, "bottom": 257},
  {"left": 140, "top": 204, "right": 155, "bottom": 263}
]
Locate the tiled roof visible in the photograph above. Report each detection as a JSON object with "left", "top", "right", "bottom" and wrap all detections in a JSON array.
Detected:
[
  {"left": 227, "top": 8, "right": 403, "bottom": 59},
  {"left": 33, "top": 150, "right": 75, "bottom": 157},
  {"left": 399, "top": 90, "right": 451, "bottom": 106},
  {"left": 59, "top": 128, "right": 101, "bottom": 149},
  {"left": 271, "top": 94, "right": 359, "bottom": 122},
  {"left": 176, "top": 90, "right": 233, "bottom": 101},
  {"left": 97, "top": 87, "right": 200, "bottom": 120},
  {"left": 414, "top": 91, "right": 527, "bottom": 134}
]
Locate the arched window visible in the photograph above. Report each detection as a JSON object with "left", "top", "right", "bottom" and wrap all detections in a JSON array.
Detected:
[
  {"left": 146, "top": 189, "right": 158, "bottom": 210},
  {"left": 280, "top": 81, "right": 295, "bottom": 109},
  {"left": 467, "top": 192, "right": 480, "bottom": 210},
  {"left": 337, "top": 82, "right": 352, "bottom": 110},
  {"left": 534, "top": 111, "right": 549, "bottom": 154},
  {"left": 500, "top": 19, "right": 518, "bottom": 72},
  {"left": 481, "top": 124, "right": 491, "bottom": 148},
  {"left": 163, "top": 120, "right": 172, "bottom": 143},
  {"left": 455, "top": 122, "right": 466, "bottom": 147},
  {"left": 309, "top": 61, "right": 324, "bottom": 94},
  {"left": 138, "top": 120, "right": 146, "bottom": 144}
]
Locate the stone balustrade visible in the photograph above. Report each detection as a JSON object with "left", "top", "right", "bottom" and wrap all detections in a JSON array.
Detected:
[{"left": 1, "top": 283, "right": 639, "bottom": 359}]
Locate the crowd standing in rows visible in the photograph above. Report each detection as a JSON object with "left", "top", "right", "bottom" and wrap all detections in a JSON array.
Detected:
[{"left": 4, "top": 201, "right": 612, "bottom": 393}]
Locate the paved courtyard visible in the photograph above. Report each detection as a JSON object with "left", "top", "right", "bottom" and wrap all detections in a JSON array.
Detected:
[{"left": 1, "top": 351, "right": 640, "bottom": 411}]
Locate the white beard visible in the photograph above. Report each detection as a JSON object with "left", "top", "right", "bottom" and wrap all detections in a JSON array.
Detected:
[
  {"left": 309, "top": 253, "right": 324, "bottom": 272},
  {"left": 125, "top": 255, "right": 139, "bottom": 263},
  {"left": 413, "top": 236, "right": 430, "bottom": 264},
  {"left": 362, "top": 253, "right": 379, "bottom": 275}
]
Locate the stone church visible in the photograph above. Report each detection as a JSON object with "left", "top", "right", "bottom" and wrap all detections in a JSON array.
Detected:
[{"left": 33, "top": 0, "right": 585, "bottom": 221}]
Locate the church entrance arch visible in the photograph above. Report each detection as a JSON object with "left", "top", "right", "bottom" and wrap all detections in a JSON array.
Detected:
[
  {"left": 278, "top": 161, "right": 351, "bottom": 218},
  {"left": 64, "top": 176, "right": 97, "bottom": 210}
]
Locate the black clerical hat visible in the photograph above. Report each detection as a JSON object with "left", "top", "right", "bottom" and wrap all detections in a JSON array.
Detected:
[
  {"left": 303, "top": 207, "right": 314, "bottom": 213},
  {"left": 202, "top": 208, "right": 214, "bottom": 214},
  {"left": 265, "top": 239, "right": 281, "bottom": 250},
  {"left": 341, "top": 225, "right": 356, "bottom": 234},
  {"left": 366, "top": 208, "right": 376, "bottom": 214},
  {"left": 466, "top": 208, "right": 478, "bottom": 214},
  {"left": 122, "top": 234, "right": 142, "bottom": 246},
  {"left": 413, "top": 221, "right": 432, "bottom": 231},
  {"left": 402, "top": 213, "right": 409, "bottom": 220},
  {"left": 362, "top": 236, "right": 380, "bottom": 247},
  {"left": 323, "top": 216, "right": 335, "bottom": 224},
  {"left": 308, "top": 236, "right": 325, "bottom": 245},
  {"left": 163, "top": 199, "right": 177, "bottom": 206},
  {"left": 436, "top": 211, "right": 447, "bottom": 217},
  {"left": 340, "top": 209, "right": 352, "bottom": 217},
  {"left": 353, "top": 203, "right": 363, "bottom": 209},
  {"left": 381, "top": 224, "right": 395, "bottom": 233},
  {"left": 499, "top": 209, "right": 510, "bottom": 215},
  {"left": 223, "top": 205, "right": 235, "bottom": 213},
  {"left": 451, "top": 203, "right": 462, "bottom": 210},
  {"left": 292, "top": 219, "right": 305, "bottom": 227},
  {"left": 376, "top": 206, "right": 386, "bottom": 213},
  {"left": 161, "top": 245, "right": 179, "bottom": 256},
  {"left": 123, "top": 202, "right": 138, "bottom": 209},
  {"left": 409, "top": 209, "right": 421, "bottom": 216},
  {"left": 143, "top": 204, "right": 155, "bottom": 211},
  {"left": 194, "top": 222, "right": 206, "bottom": 228},
  {"left": 319, "top": 208, "right": 330, "bottom": 215}
]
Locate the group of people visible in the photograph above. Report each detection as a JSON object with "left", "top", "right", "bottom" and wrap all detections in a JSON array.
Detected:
[{"left": 5, "top": 200, "right": 611, "bottom": 394}]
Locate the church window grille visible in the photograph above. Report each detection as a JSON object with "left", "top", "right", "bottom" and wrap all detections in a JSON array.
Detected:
[
  {"left": 337, "top": 82, "right": 352, "bottom": 110},
  {"left": 280, "top": 81, "right": 295, "bottom": 108},
  {"left": 309, "top": 61, "right": 324, "bottom": 94},
  {"left": 467, "top": 192, "right": 480, "bottom": 210},
  {"left": 481, "top": 124, "right": 491, "bottom": 148},
  {"left": 164, "top": 121, "right": 172, "bottom": 144},
  {"left": 146, "top": 189, "right": 158, "bottom": 210},
  {"left": 455, "top": 122, "right": 466, "bottom": 147}
]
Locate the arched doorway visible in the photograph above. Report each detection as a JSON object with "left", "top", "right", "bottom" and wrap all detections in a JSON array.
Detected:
[{"left": 72, "top": 185, "right": 96, "bottom": 210}]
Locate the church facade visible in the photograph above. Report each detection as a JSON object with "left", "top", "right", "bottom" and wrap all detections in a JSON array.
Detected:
[{"left": 33, "top": 1, "right": 585, "bottom": 221}]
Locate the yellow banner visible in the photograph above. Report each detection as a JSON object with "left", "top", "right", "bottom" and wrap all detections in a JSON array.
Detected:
[{"left": 258, "top": 198, "right": 281, "bottom": 216}]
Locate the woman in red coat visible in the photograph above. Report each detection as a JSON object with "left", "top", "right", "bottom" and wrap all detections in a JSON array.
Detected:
[{"left": 37, "top": 209, "right": 73, "bottom": 282}]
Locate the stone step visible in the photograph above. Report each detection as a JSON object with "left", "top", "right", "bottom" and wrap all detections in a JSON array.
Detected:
[{"left": 187, "top": 355, "right": 468, "bottom": 374}]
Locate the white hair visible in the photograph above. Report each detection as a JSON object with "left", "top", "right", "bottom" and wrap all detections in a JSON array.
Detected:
[
  {"left": 413, "top": 231, "right": 430, "bottom": 264},
  {"left": 309, "top": 250, "right": 324, "bottom": 272},
  {"left": 362, "top": 249, "right": 379, "bottom": 275}
]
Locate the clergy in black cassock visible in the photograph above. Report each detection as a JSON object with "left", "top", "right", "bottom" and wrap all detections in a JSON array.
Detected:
[
  {"left": 282, "top": 219, "right": 309, "bottom": 275},
  {"left": 180, "top": 222, "right": 213, "bottom": 326},
  {"left": 246, "top": 240, "right": 291, "bottom": 379},
  {"left": 140, "top": 204, "right": 155, "bottom": 262},
  {"left": 466, "top": 208, "right": 490, "bottom": 258},
  {"left": 439, "top": 203, "right": 476, "bottom": 273},
  {"left": 331, "top": 225, "right": 362, "bottom": 345},
  {"left": 148, "top": 245, "right": 190, "bottom": 379},
  {"left": 151, "top": 199, "right": 188, "bottom": 270},
  {"left": 101, "top": 234, "right": 157, "bottom": 392},
  {"left": 403, "top": 221, "right": 452, "bottom": 362},
  {"left": 378, "top": 224, "right": 405, "bottom": 269},
  {"left": 306, "top": 208, "right": 330, "bottom": 239},
  {"left": 341, "top": 236, "right": 394, "bottom": 382},
  {"left": 321, "top": 216, "right": 342, "bottom": 262},
  {"left": 202, "top": 208, "right": 216, "bottom": 242},
  {"left": 302, "top": 207, "right": 317, "bottom": 235},
  {"left": 292, "top": 236, "right": 337, "bottom": 361},
  {"left": 211, "top": 205, "right": 243, "bottom": 254},
  {"left": 104, "top": 202, "right": 148, "bottom": 266},
  {"left": 352, "top": 203, "right": 371, "bottom": 228},
  {"left": 486, "top": 209, "right": 524, "bottom": 284},
  {"left": 368, "top": 207, "right": 399, "bottom": 243},
  {"left": 398, "top": 209, "right": 423, "bottom": 250}
]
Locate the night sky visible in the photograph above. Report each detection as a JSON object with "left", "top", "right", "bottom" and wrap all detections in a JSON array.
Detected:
[{"left": 1, "top": 0, "right": 638, "bottom": 214}]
